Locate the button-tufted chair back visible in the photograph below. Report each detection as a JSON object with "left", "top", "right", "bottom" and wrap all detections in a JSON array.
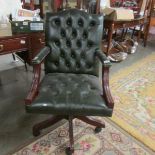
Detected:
[{"left": 44, "top": 9, "right": 103, "bottom": 76}]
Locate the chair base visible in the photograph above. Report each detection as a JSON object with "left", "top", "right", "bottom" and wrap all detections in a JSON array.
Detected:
[{"left": 33, "top": 116, "right": 105, "bottom": 154}]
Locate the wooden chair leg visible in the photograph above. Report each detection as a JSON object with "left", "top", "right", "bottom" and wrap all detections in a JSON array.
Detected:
[
  {"left": 33, "top": 116, "right": 64, "bottom": 136},
  {"left": 76, "top": 116, "right": 105, "bottom": 128},
  {"left": 107, "top": 23, "right": 114, "bottom": 55},
  {"left": 66, "top": 116, "right": 74, "bottom": 154},
  {"left": 131, "top": 27, "right": 135, "bottom": 39}
]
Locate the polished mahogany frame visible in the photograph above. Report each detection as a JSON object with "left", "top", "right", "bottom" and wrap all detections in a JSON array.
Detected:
[{"left": 25, "top": 51, "right": 114, "bottom": 153}]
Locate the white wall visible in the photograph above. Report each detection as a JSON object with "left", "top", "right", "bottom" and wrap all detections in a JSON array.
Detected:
[{"left": 0, "top": 0, "right": 22, "bottom": 19}]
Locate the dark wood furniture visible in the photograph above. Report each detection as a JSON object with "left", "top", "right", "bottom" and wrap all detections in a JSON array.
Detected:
[
  {"left": 0, "top": 32, "right": 45, "bottom": 65},
  {"left": 104, "top": 17, "right": 145, "bottom": 55},
  {"left": 104, "top": 0, "right": 154, "bottom": 55},
  {"left": 52, "top": 0, "right": 101, "bottom": 14}
]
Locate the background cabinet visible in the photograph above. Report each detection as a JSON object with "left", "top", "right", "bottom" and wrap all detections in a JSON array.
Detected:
[{"left": 0, "top": 33, "right": 45, "bottom": 65}]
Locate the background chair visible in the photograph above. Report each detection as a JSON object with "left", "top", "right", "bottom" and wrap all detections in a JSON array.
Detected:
[
  {"left": 129, "top": 0, "right": 154, "bottom": 46},
  {"left": 52, "top": 0, "right": 101, "bottom": 14},
  {"left": 76, "top": 0, "right": 101, "bottom": 14},
  {"left": 25, "top": 9, "right": 114, "bottom": 154}
]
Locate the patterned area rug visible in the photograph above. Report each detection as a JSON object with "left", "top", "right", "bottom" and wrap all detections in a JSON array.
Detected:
[
  {"left": 13, "top": 118, "right": 150, "bottom": 155},
  {"left": 110, "top": 53, "right": 155, "bottom": 151}
]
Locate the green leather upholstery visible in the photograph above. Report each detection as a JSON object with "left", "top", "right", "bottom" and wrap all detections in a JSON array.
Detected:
[
  {"left": 44, "top": 9, "right": 103, "bottom": 76},
  {"left": 26, "top": 73, "right": 112, "bottom": 116},
  {"left": 26, "top": 9, "right": 113, "bottom": 117}
]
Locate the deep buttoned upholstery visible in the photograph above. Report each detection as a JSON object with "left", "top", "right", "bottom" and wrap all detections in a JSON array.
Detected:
[
  {"left": 26, "top": 73, "right": 112, "bottom": 116},
  {"left": 44, "top": 9, "right": 103, "bottom": 76},
  {"left": 26, "top": 9, "right": 113, "bottom": 117}
]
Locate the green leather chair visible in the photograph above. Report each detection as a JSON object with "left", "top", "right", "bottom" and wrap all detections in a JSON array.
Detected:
[{"left": 25, "top": 9, "right": 114, "bottom": 154}]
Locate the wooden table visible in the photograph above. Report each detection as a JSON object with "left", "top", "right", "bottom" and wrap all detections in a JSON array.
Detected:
[
  {"left": 104, "top": 16, "right": 145, "bottom": 55},
  {"left": 0, "top": 32, "right": 45, "bottom": 65}
]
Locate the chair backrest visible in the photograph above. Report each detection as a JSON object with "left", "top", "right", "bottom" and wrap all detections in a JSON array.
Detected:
[{"left": 44, "top": 9, "right": 103, "bottom": 76}]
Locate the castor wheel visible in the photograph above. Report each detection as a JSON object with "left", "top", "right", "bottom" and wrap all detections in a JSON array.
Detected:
[
  {"left": 65, "top": 147, "right": 74, "bottom": 155},
  {"left": 94, "top": 127, "right": 102, "bottom": 133}
]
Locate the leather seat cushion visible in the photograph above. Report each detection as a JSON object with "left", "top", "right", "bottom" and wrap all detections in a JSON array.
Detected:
[{"left": 26, "top": 73, "right": 112, "bottom": 116}]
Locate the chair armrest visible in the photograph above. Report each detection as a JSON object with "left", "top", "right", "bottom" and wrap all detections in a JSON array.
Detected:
[
  {"left": 102, "top": 65, "right": 114, "bottom": 109},
  {"left": 95, "top": 50, "right": 114, "bottom": 109},
  {"left": 95, "top": 49, "right": 111, "bottom": 67},
  {"left": 25, "top": 64, "right": 41, "bottom": 105},
  {"left": 25, "top": 46, "right": 50, "bottom": 103},
  {"left": 32, "top": 46, "right": 50, "bottom": 65}
]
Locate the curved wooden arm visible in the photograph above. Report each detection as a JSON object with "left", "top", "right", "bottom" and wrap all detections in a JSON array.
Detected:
[
  {"left": 25, "top": 64, "right": 41, "bottom": 105},
  {"left": 95, "top": 49, "right": 111, "bottom": 66},
  {"left": 102, "top": 66, "right": 114, "bottom": 109}
]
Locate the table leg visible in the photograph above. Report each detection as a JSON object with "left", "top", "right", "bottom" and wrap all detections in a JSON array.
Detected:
[
  {"left": 143, "top": 22, "right": 150, "bottom": 47},
  {"left": 107, "top": 23, "right": 114, "bottom": 56},
  {"left": 12, "top": 53, "right": 19, "bottom": 62},
  {"left": 137, "top": 24, "right": 143, "bottom": 43}
]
